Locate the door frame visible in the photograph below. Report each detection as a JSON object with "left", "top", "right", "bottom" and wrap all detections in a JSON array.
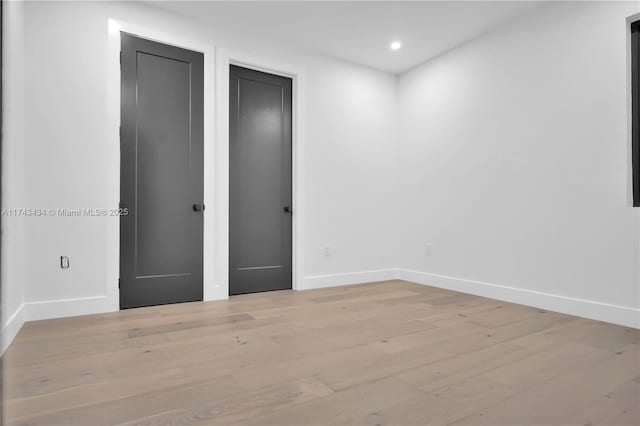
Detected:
[
  {"left": 628, "top": 11, "right": 640, "bottom": 207},
  {"left": 217, "top": 49, "right": 305, "bottom": 296},
  {"left": 106, "top": 19, "right": 216, "bottom": 311},
  {"left": 106, "top": 20, "right": 305, "bottom": 310}
]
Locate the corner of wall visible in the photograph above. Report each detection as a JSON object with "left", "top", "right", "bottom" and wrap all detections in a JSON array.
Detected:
[
  {"left": 2, "top": 304, "right": 24, "bottom": 354},
  {"left": 2, "top": 0, "right": 27, "bottom": 355}
]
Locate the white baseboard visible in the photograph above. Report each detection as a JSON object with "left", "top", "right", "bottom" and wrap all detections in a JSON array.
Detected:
[
  {"left": 3, "top": 268, "right": 636, "bottom": 356},
  {"left": 397, "top": 268, "right": 640, "bottom": 329},
  {"left": 24, "top": 295, "right": 112, "bottom": 322},
  {"left": 2, "top": 296, "right": 113, "bottom": 355},
  {"left": 301, "top": 268, "right": 398, "bottom": 290},
  {"left": 2, "top": 303, "right": 25, "bottom": 354}
]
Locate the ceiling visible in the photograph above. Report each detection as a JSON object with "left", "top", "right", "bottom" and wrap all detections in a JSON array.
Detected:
[{"left": 150, "top": 1, "right": 545, "bottom": 74}]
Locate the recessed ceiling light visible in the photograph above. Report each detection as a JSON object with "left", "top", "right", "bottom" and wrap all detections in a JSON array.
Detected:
[{"left": 390, "top": 41, "right": 402, "bottom": 51}]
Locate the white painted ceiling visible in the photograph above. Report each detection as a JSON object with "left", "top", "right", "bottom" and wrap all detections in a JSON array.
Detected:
[{"left": 151, "top": 1, "right": 544, "bottom": 74}]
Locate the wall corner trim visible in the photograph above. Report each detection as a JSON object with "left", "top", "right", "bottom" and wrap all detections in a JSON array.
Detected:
[
  {"left": 2, "top": 296, "right": 115, "bottom": 354},
  {"left": 2, "top": 303, "right": 25, "bottom": 354}
]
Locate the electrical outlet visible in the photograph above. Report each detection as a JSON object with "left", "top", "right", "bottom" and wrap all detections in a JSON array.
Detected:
[
  {"left": 425, "top": 244, "right": 432, "bottom": 256},
  {"left": 60, "top": 256, "right": 70, "bottom": 269},
  {"left": 323, "top": 245, "right": 331, "bottom": 257}
]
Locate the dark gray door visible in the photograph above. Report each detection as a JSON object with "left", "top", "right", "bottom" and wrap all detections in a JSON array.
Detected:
[
  {"left": 229, "top": 65, "right": 292, "bottom": 295},
  {"left": 120, "top": 33, "right": 204, "bottom": 309}
]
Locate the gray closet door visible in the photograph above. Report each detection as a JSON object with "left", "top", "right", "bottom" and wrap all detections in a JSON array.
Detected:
[
  {"left": 229, "top": 65, "right": 292, "bottom": 295},
  {"left": 120, "top": 33, "right": 204, "bottom": 309}
]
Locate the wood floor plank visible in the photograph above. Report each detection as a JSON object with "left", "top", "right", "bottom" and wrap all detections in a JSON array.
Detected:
[
  {"left": 450, "top": 377, "right": 604, "bottom": 426},
  {"left": 240, "top": 376, "right": 421, "bottom": 426},
  {"left": 4, "top": 280, "right": 638, "bottom": 426},
  {"left": 365, "top": 375, "right": 518, "bottom": 426},
  {"left": 119, "top": 377, "right": 335, "bottom": 426},
  {"left": 8, "top": 375, "right": 242, "bottom": 426},
  {"left": 484, "top": 341, "right": 612, "bottom": 391},
  {"left": 564, "top": 378, "right": 640, "bottom": 426}
]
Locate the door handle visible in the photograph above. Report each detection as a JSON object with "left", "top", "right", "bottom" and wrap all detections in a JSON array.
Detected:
[
  {"left": 193, "top": 203, "right": 205, "bottom": 212},
  {"left": 284, "top": 206, "right": 292, "bottom": 214}
]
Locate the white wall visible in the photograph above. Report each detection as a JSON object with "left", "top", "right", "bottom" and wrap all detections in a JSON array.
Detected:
[
  {"left": 397, "top": 1, "right": 640, "bottom": 327},
  {"left": 6, "top": 0, "right": 639, "bottom": 342},
  {"left": 303, "top": 58, "right": 398, "bottom": 281},
  {"left": 18, "top": 1, "right": 398, "bottom": 320},
  {"left": 2, "top": 0, "right": 26, "bottom": 352}
]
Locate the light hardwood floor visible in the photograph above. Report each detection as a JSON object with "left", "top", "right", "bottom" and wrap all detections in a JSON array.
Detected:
[{"left": 3, "top": 280, "right": 639, "bottom": 426}]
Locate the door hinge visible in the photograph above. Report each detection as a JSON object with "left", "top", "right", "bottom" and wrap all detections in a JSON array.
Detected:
[
  {"left": 119, "top": 51, "right": 122, "bottom": 64},
  {"left": 118, "top": 278, "right": 121, "bottom": 289}
]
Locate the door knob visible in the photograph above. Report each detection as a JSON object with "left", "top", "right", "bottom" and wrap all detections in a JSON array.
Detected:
[
  {"left": 284, "top": 206, "right": 292, "bottom": 214},
  {"left": 193, "top": 203, "right": 205, "bottom": 212}
]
